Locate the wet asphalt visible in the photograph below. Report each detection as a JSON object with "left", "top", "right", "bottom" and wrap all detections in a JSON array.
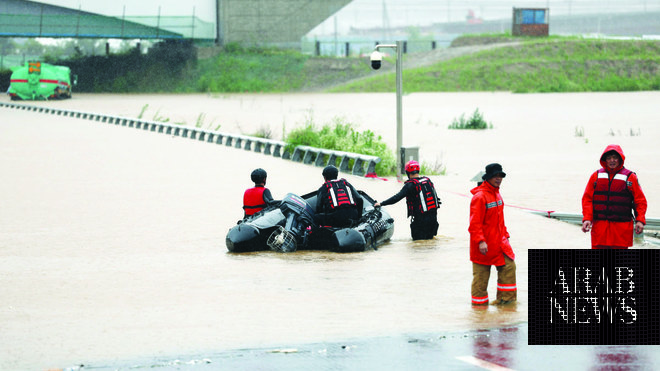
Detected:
[{"left": 59, "top": 322, "right": 660, "bottom": 371}]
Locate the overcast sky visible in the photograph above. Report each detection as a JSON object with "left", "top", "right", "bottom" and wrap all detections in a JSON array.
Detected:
[{"left": 32, "top": 0, "right": 660, "bottom": 36}]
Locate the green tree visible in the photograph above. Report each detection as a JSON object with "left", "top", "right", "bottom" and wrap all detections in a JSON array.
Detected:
[{"left": 21, "top": 39, "right": 45, "bottom": 56}]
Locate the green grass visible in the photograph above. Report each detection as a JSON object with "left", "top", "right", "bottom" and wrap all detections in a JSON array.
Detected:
[
  {"left": 448, "top": 108, "right": 493, "bottom": 130},
  {"left": 196, "top": 43, "right": 309, "bottom": 92},
  {"left": 19, "top": 36, "right": 659, "bottom": 95},
  {"left": 331, "top": 38, "right": 660, "bottom": 93},
  {"left": 284, "top": 116, "right": 397, "bottom": 176}
]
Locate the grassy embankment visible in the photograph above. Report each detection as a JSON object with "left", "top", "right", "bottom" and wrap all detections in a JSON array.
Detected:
[{"left": 332, "top": 36, "right": 660, "bottom": 93}]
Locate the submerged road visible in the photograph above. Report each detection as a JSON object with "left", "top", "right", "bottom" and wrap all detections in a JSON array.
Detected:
[{"left": 1, "top": 95, "right": 659, "bottom": 370}]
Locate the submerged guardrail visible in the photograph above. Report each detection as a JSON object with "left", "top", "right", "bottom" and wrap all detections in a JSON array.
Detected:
[
  {"left": 1, "top": 101, "right": 381, "bottom": 176},
  {"left": 528, "top": 211, "right": 660, "bottom": 244}
]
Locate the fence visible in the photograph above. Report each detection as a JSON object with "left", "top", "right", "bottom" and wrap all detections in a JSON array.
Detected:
[
  {"left": 0, "top": 101, "right": 381, "bottom": 176},
  {"left": 303, "top": 38, "right": 455, "bottom": 57}
]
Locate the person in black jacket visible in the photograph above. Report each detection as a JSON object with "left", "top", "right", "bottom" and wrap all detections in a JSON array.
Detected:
[
  {"left": 374, "top": 160, "right": 440, "bottom": 240},
  {"left": 314, "top": 165, "right": 362, "bottom": 228}
]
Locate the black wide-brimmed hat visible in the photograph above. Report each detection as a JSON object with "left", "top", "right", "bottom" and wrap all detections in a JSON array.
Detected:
[{"left": 482, "top": 163, "right": 506, "bottom": 181}]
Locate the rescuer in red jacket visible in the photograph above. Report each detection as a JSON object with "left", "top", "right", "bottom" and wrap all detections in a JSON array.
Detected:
[
  {"left": 581, "top": 144, "right": 647, "bottom": 249},
  {"left": 468, "top": 163, "right": 516, "bottom": 306},
  {"left": 243, "top": 168, "right": 274, "bottom": 218}
]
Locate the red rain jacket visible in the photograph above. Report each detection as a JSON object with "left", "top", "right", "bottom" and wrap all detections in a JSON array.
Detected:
[
  {"left": 582, "top": 144, "right": 647, "bottom": 248},
  {"left": 469, "top": 181, "right": 515, "bottom": 266}
]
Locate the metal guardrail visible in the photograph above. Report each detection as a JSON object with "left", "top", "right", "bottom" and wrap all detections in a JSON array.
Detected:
[
  {"left": 528, "top": 211, "right": 660, "bottom": 231},
  {"left": 529, "top": 211, "right": 660, "bottom": 243},
  {"left": 0, "top": 101, "right": 381, "bottom": 176}
]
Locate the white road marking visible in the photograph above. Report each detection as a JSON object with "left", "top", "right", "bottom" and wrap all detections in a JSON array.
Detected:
[{"left": 456, "top": 355, "right": 515, "bottom": 371}]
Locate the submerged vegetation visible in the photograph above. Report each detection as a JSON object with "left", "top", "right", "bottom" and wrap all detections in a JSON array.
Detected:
[
  {"left": 285, "top": 115, "right": 397, "bottom": 176},
  {"left": 448, "top": 108, "right": 493, "bottom": 130}
]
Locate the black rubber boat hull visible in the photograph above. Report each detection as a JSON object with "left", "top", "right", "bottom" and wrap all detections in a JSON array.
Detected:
[{"left": 225, "top": 190, "right": 394, "bottom": 253}]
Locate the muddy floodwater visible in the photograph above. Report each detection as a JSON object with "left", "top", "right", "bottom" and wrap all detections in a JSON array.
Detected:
[{"left": 1, "top": 92, "right": 658, "bottom": 370}]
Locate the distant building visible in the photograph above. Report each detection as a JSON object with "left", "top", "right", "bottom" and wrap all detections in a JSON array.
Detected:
[{"left": 512, "top": 8, "right": 549, "bottom": 36}]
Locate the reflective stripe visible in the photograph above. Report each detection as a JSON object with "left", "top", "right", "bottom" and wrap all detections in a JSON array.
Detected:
[
  {"left": 329, "top": 187, "right": 338, "bottom": 207},
  {"left": 497, "top": 283, "right": 517, "bottom": 291},
  {"left": 486, "top": 199, "right": 502, "bottom": 209},
  {"left": 419, "top": 190, "right": 427, "bottom": 212},
  {"left": 613, "top": 173, "right": 628, "bottom": 181},
  {"left": 471, "top": 296, "right": 489, "bottom": 304},
  {"left": 597, "top": 172, "right": 609, "bottom": 179},
  {"left": 347, "top": 185, "right": 355, "bottom": 205}
]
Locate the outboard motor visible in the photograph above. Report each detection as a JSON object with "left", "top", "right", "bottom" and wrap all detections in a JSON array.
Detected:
[{"left": 267, "top": 193, "right": 315, "bottom": 252}]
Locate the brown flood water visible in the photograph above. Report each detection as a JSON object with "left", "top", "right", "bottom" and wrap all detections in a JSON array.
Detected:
[{"left": 1, "top": 92, "right": 658, "bottom": 370}]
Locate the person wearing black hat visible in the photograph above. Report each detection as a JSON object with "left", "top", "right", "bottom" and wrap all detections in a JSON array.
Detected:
[
  {"left": 374, "top": 160, "right": 440, "bottom": 240},
  {"left": 314, "top": 165, "right": 362, "bottom": 228},
  {"left": 468, "top": 163, "right": 516, "bottom": 306},
  {"left": 243, "top": 168, "right": 274, "bottom": 218}
]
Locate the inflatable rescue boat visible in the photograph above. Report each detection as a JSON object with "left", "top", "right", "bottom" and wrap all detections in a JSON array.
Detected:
[{"left": 226, "top": 190, "right": 394, "bottom": 253}]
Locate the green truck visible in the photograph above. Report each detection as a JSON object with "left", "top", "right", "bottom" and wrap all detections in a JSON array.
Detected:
[{"left": 7, "top": 61, "right": 74, "bottom": 100}]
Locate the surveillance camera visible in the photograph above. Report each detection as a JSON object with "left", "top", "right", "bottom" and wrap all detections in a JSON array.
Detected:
[{"left": 370, "top": 51, "right": 382, "bottom": 70}]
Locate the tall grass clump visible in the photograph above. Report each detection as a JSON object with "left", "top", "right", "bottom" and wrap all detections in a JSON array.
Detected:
[
  {"left": 196, "top": 43, "right": 308, "bottom": 92},
  {"left": 448, "top": 108, "right": 493, "bottom": 129},
  {"left": 285, "top": 116, "right": 397, "bottom": 176}
]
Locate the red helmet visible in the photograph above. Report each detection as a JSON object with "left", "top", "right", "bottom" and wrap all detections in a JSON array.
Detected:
[{"left": 405, "top": 160, "right": 420, "bottom": 173}]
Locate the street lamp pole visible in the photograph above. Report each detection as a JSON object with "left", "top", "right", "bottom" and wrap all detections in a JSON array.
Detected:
[{"left": 374, "top": 41, "right": 403, "bottom": 181}]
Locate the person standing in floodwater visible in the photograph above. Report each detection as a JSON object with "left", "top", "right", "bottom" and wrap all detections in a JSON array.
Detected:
[
  {"left": 468, "top": 163, "right": 516, "bottom": 306},
  {"left": 243, "top": 168, "right": 274, "bottom": 218},
  {"left": 581, "top": 144, "right": 647, "bottom": 249},
  {"left": 374, "top": 160, "right": 440, "bottom": 240}
]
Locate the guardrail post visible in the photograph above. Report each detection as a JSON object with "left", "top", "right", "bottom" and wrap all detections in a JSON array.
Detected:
[
  {"left": 339, "top": 156, "right": 351, "bottom": 172},
  {"left": 328, "top": 154, "right": 338, "bottom": 168},
  {"left": 282, "top": 147, "right": 292, "bottom": 160},
  {"left": 302, "top": 149, "right": 315, "bottom": 164},
  {"left": 273, "top": 144, "right": 282, "bottom": 157},
  {"left": 315, "top": 151, "right": 327, "bottom": 167},
  {"left": 291, "top": 147, "right": 303, "bottom": 162},
  {"left": 366, "top": 160, "right": 378, "bottom": 175},
  {"left": 352, "top": 158, "right": 365, "bottom": 176}
]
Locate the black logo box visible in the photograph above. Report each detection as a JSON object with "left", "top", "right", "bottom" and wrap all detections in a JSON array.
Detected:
[{"left": 528, "top": 249, "right": 660, "bottom": 345}]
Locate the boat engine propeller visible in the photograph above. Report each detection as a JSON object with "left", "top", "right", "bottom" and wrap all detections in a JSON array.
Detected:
[{"left": 266, "top": 193, "right": 315, "bottom": 252}]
